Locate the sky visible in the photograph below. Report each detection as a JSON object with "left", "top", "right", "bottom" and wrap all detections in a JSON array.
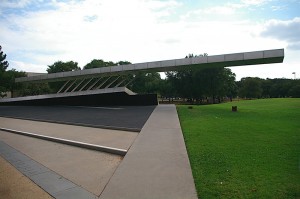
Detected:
[{"left": 0, "top": 0, "right": 299, "bottom": 80}]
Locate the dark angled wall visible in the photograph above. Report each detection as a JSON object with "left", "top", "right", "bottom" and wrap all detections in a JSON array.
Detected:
[{"left": 0, "top": 92, "right": 158, "bottom": 106}]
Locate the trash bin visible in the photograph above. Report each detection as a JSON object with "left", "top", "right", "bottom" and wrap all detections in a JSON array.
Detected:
[{"left": 232, "top": 106, "right": 237, "bottom": 112}]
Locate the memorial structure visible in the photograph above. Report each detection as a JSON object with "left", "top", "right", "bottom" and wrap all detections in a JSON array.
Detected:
[{"left": 0, "top": 49, "right": 284, "bottom": 106}]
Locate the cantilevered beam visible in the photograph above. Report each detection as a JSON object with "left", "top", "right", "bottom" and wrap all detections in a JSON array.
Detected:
[{"left": 15, "top": 49, "right": 284, "bottom": 83}]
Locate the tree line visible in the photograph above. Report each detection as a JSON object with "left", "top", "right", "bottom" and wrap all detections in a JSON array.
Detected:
[{"left": 1, "top": 45, "right": 299, "bottom": 101}]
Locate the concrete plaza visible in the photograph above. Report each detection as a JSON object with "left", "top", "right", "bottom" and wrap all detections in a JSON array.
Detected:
[{"left": 0, "top": 105, "right": 197, "bottom": 199}]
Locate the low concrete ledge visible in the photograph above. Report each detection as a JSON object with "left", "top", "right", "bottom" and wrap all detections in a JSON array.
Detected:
[{"left": 0, "top": 127, "right": 127, "bottom": 156}]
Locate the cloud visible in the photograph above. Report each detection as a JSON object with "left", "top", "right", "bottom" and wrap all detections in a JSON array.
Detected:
[
  {"left": 84, "top": 15, "right": 98, "bottom": 22},
  {"left": 241, "top": 0, "right": 270, "bottom": 6},
  {"left": 261, "top": 17, "right": 300, "bottom": 50},
  {"left": 1, "top": 0, "right": 184, "bottom": 68},
  {"left": 0, "top": 0, "right": 31, "bottom": 9},
  {"left": 0, "top": 0, "right": 297, "bottom": 81}
]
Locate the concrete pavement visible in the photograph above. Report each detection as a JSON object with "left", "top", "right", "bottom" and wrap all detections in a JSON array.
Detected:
[
  {"left": 0, "top": 105, "right": 197, "bottom": 199},
  {"left": 0, "top": 155, "right": 53, "bottom": 199},
  {"left": 100, "top": 104, "right": 197, "bottom": 199},
  {"left": 0, "top": 117, "right": 137, "bottom": 150}
]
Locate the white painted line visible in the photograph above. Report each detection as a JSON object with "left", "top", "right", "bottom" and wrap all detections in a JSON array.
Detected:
[{"left": 72, "top": 106, "right": 124, "bottom": 110}]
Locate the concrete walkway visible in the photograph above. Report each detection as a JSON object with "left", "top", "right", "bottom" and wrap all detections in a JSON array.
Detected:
[
  {"left": 0, "top": 104, "right": 197, "bottom": 199},
  {"left": 0, "top": 117, "right": 137, "bottom": 150},
  {"left": 100, "top": 104, "right": 197, "bottom": 199}
]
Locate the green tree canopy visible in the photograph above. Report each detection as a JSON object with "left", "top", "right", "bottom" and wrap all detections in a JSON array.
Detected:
[
  {"left": 238, "top": 77, "right": 263, "bottom": 98},
  {"left": 47, "top": 61, "right": 80, "bottom": 73},
  {"left": 0, "top": 45, "right": 9, "bottom": 73},
  {"left": 165, "top": 53, "right": 237, "bottom": 103},
  {"left": 83, "top": 59, "right": 115, "bottom": 69},
  {"left": 0, "top": 69, "right": 26, "bottom": 97},
  {"left": 83, "top": 59, "right": 131, "bottom": 69}
]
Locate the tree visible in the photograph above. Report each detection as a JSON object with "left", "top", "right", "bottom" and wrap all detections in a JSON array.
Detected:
[
  {"left": 159, "top": 79, "right": 176, "bottom": 101},
  {"left": 0, "top": 46, "right": 27, "bottom": 97},
  {"left": 47, "top": 61, "right": 80, "bottom": 73},
  {"left": 83, "top": 59, "right": 115, "bottom": 69},
  {"left": 83, "top": 59, "right": 132, "bottom": 69},
  {"left": 288, "top": 80, "right": 300, "bottom": 98},
  {"left": 238, "top": 77, "right": 263, "bottom": 98},
  {"left": 46, "top": 61, "right": 80, "bottom": 92},
  {"left": 0, "top": 45, "right": 9, "bottom": 73},
  {"left": 165, "top": 53, "right": 237, "bottom": 103},
  {"left": 0, "top": 69, "right": 26, "bottom": 97},
  {"left": 18, "top": 82, "right": 51, "bottom": 97},
  {"left": 129, "top": 72, "right": 162, "bottom": 94}
]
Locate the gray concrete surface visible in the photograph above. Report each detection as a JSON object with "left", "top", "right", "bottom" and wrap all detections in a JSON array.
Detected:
[
  {"left": 99, "top": 105, "right": 197, "bottom": 199},
  {"left": 15, "top": 49, "right": 284, "bottom": 83},
  {"left": 0, "top": 105, "right": 155, "bottom": 131},
  {"left": 0, "top": 117, "right": 137, "bottom": 150},
  {"left": 0, "top": 141, "right": 96, "bottom": 199},
  {"left": 0, "top": 127, "right": 127, "bottom": 156},
  {"left": 0, "top": 104, "right": 198, "bottom": 199},
  {"left": 0, "top": 131, "right": 122, "bottom": 196}
]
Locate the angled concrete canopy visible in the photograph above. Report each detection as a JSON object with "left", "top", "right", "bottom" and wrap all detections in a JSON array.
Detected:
[
  {"left": 15, "top": 49, "right": 284, "bottom": 83},
  {"left": 1, "top": 48, "right": 284, "bottom": 107}
]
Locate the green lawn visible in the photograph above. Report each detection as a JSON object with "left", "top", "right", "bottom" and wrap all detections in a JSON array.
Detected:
[{"left": 177, "top": 98, "right": 300, "bottom": 199}]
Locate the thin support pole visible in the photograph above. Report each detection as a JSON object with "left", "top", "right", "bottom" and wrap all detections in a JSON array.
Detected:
[
  {"left": 64, "top": 79, "right": 77, "bottom": 93},
  {"left": 71, "top": 79, "right": 85, "bottom": 92},
  {"left": 124, "top": 78, "right": 135, "bottom": 87},
  {"left": 106, "top": 76, "right": 120, "bottom": 88},
  {"left": 114, "top": 78, "right": 127, "bottom": 88},
  {"left": 79, "top": 78, "right": 93, "bottom": 91},
  {"left": 96, "top": 76, "right": 111, "bottom": 89},
  {"left": 57, "top": 80, "right": 70, "bottom": 93},
  {"left": 88, "top": 77, "right": 103, "bottom": 90}
]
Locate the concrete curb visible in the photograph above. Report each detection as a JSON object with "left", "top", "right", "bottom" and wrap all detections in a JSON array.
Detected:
[{"left": 0, "top": 127, "right": 127, "bottom": 156}]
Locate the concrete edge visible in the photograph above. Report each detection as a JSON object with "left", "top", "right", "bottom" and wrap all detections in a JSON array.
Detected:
[
  {"left": 0, "top": 141, "right": 97, "bottom": 199},
  {"left": 0, "top": 127, "right": 127, "bottom": 156}
]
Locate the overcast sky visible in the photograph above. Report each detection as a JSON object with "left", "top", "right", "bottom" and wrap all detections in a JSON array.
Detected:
[{"left": 0, "top": 0, "right": 299, "bottom": 80}]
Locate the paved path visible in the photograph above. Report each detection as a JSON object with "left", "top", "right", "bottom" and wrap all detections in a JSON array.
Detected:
[
  {"left": 0, "top": 104, "right": 197, "bottom": 199},
  {"left": 0, "top": 106, "right": 155, "bottom": 131},
  {"left": 100, "top": 104, "right": 197, "bottom": 199}
]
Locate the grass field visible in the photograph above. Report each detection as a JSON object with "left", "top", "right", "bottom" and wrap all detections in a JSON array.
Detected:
[{"left": 177, "top": 98, "right": 300, "bottom": 199}]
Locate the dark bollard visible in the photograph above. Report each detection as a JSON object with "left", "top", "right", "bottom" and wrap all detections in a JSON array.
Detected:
[{"left": 232, "top": 106, "right": 237, "bottom": 112}]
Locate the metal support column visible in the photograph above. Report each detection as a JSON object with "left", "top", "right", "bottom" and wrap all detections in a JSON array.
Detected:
[
  {"left": 96, "top": 76, "right": 111, "bottom": 89},
  {"left": 71, "top": 79, "right": 85, "bottom": 92},
  {"left": 87, "top": 77, "right": 103, "bottom": 90},
  {"left": 79, "top": 78, "right": 93, "bottom": 91},
  {"left": 114, "top": 78, "right": 127, "bottom": 88},
  {"left": 105, "top": 76, "right": 120, "bottom": 88},
  {"left": 57, "top": 80, "right": 70, "bottom": 93},
  {"left": 64, "top": 79, "right": 77, "bottom": 93}
]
